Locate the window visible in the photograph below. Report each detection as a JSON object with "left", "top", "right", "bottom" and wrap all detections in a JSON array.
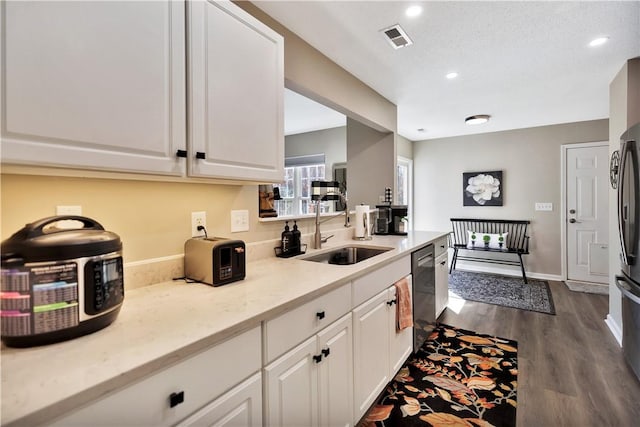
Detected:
[
  {"left": 397, "top": 156, "right": 413, "bottom": 230},
  {"left": 274, "top": 163, "right": 332, "bottom": 217}
]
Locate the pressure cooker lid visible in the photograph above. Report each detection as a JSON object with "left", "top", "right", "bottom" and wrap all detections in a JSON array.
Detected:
[{"left": 1, "top": 216, "right": 122, "bottom": 264}]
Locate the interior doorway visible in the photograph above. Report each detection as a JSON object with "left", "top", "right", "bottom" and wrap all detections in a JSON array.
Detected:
[{"left": 562, "top": 142, "right": 609, "bottom": 291}]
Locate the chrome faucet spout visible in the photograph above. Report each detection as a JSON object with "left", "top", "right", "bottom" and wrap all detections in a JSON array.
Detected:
[{"left": 313, "top": 191, "right": 349, "bottom": 249}]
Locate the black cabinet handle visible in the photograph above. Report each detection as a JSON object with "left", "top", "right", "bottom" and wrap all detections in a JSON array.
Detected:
[
  {"left": 195, "top": 152, "right": 206, "bottom": 159},
  {"left": 313, "top": 354, "right": 323, "bottom": 363},
  {"left": 387, "top": 299, "right": 397, "bottom": 306},
  {"left": 321, "top": 348, "right": 330, "bottom": 357},
  {"left": 176, "top": 149, "right": 187, "bottom": 158},
  {"left": 440, "top": 261, "right": 446, "bottom": 266},
  {"left": 316, "top": 311, "right": 325, "bottom": 320},
  {"left": 440, "top": 245, "right": 445, "bottom": 249},
  {"left": 169, "top": 391, "right": 185, "bottom": 408}
]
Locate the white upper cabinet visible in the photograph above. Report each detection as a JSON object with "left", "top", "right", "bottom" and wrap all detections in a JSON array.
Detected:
[
  {"left": 187, "top": 0, "right": 284, "bottom": 182},
  {"left": 1, "top": 0, "right": 187, "bottom": 175}
]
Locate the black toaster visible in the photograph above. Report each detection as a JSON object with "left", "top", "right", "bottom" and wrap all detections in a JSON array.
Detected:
[{"left": 184, "top": 238, "right": 246, "bottom": 286}]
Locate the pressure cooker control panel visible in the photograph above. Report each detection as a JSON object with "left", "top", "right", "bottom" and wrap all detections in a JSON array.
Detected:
[{"left": 84, "top": 256, "right": 124, "bottom": 315}]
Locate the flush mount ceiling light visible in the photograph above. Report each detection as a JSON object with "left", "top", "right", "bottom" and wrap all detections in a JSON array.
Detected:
[
  {"left": 589, "top": 36, "right": 609, "bottom": 47},
  {"left": 465, "top": 114, "right": 491, "bottom": 125},
  {"left": 446, "top": 72, "right": 458, "bottom": 79},
  {"left": 406, "top": 5, "right": 423, "bottom": 17}
]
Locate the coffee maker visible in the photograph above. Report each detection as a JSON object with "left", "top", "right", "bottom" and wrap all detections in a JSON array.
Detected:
[{"left": 375, "top": 204, "right": 408, "bottom": 235}]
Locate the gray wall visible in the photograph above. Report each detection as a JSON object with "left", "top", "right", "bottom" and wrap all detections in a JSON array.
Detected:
[
  {"left": 396, "top": 134, "right": 413, "bottom": 160},
  {"left": 285, "top": 126, "right": 346, "bottom": 173},
  {"left": 413, "top": 119, "right": 608, "bottom": 277},
  {"left": 347, "top": 118, "right": 395, "bottom": 207}
]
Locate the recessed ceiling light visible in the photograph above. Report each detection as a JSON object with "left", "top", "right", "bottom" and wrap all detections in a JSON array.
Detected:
[
  {"left": 446, "top": 72, "right": 458, "bottom": 79},
  {"left": 589, "top": 36, "right": 609, "bottom": 47},
  {"left": 465, "top": 115, "right": 491, "bottom": 125},
  {"left": 406, "top": 6, "right": 423, "bottom": 17}
]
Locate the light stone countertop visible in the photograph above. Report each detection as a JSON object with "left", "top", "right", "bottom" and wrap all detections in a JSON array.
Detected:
[{"left": 0, "top": 230, "right": 448, "bottom": 426}]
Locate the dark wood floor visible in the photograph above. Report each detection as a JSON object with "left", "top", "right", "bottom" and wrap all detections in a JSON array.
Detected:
[{"left": 440, "top": 281, "right": 640, "bottom": 426}]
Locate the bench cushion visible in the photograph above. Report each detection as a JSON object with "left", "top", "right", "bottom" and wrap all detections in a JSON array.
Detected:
[{"left": 466, "top": 231, "right": 509, "bottom": 250}]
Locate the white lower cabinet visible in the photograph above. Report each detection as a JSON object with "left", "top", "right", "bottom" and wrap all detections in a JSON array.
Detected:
[
  {"left": 264, "top": 313, "right": 353, "bottom": 427},
  {"left": 435, "top": 252, "right": 449, "bottom": 318},
  {"left": 352, "top": 281, "right": 413, "bottom": 421},
  {"left": 176, "top": 372, "right": 262, "bottom": 427},
  {"left": 49, "top": 326, "right": 262, "bottom": 427}
]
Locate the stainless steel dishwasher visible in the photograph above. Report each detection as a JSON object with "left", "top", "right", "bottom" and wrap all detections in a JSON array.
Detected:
[{"left": 411, "top": 244, "right": 436, "bottom": 352}]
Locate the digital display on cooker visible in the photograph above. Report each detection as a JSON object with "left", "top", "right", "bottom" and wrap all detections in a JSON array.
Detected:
[{"left": 84, "top": 256, "right": 124, "bottom": 315}]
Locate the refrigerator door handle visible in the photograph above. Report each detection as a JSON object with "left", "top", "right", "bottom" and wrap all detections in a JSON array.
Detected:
[{"left": 615, "top": 275, "right": 640, "bottom": 304}]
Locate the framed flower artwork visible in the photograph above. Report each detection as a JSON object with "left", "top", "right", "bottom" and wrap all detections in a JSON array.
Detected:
[{"left": 463, "top": 170, "right": 503, "bottom": 206}]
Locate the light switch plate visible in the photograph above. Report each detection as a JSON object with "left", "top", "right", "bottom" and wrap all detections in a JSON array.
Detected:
[
  {"left": 535, "top": 202, "right": 553, "bottom": 211},
  {"left": 231, "top": 210, "right": 249, "bottom": 233}
]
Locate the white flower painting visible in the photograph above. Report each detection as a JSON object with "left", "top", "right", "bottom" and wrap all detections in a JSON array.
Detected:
[{"left": 463, "top": 171, "right": 503, "bottom": 206}]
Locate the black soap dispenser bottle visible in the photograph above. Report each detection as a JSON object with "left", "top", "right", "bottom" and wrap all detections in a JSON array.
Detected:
[
  {"left": 281, "top": 221, "right": 293, "bottom": 255},
  {"left": 292, "top": 221, "right": 301, "bottom": 254}
]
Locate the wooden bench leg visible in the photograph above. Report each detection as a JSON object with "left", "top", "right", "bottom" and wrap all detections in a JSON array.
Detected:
[
  {"left": 517, "top": 253, "right": 528, "bottom": 284},
  {"left": 449, "top": 248, "right": 458, "bottom": 273}
]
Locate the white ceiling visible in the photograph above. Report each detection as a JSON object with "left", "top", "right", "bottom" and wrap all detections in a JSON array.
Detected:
[{"left": 257, "top": 0, "right": 640, "bottom": 141}]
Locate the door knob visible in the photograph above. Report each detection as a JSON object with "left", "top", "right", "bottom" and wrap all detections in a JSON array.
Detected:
[
  {"left": 569, "top": 218, "right": 577, "bottom": 223},
  {"left": 569, "top": 209, "right": 576, "bottom": 214}
]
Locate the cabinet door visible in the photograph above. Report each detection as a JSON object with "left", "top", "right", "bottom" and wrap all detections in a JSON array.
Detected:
[
  {"left": 187, "top": 0, "right": 284, "bottom": 182},
  {"left": 1, "top": 1, "right": 186, "bottom": 175},
  {"left": 389, "top": 278, "right": 413, "bottom": 376},
  {"left": 352, "top": 289, "right": 391, "bottom": 420},
  {"left": 264, "top": 336, "right": 318, "bottom": 427},
  {"left": 176, "top": 372, "right": 262, "bottom": 427},
  {"left": 435, "top": 253, "right": 449, "bottom": 318},
  {"left": 317, "top": 313, "right": 353, "bottom": 427}
]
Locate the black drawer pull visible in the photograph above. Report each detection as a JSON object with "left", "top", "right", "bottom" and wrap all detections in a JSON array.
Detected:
[
  {"left": 440, "top": 261, "right": 446, "bottom": 266},
  {"left": 387, "top": 299, "right": 397, "bottom": 306},
  {"left": 321, "top": 348, "right": 330, "bottom": 357},
  {"left": 313, "top": 354, "right": 323, "bottom": 363},
  {"left": 195, "top": 151, "right": 206, "bottom": 159},
  {"left": 316, "top": 311, "right": 325, "bottom": 320},
  {"left": 176, "top": 149, "right": 187, "bottom": 158},
  {"left": 169, "top": 391, "right": 185, "bottom": 408}
]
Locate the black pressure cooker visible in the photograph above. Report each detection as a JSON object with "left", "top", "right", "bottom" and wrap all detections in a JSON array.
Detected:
[{"left": 1, "top": 216, "right": 124, "bottom": 347}]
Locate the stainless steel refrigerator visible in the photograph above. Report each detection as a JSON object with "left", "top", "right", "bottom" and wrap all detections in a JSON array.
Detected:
[{"left": 616, "top": 121, "right": 640, "bottom": 382}]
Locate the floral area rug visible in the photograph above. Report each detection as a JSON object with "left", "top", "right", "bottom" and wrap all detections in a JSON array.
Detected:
[
  {"left": 449, "top": 270, "right": 556, "bottom": 315},
  {"left": 362, "top": 324, "right": 518, "bottom": 427}
]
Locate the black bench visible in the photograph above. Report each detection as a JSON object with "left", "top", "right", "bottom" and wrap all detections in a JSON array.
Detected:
[{"left": 449, "top": 218, "right": 531, "bottom": 283}]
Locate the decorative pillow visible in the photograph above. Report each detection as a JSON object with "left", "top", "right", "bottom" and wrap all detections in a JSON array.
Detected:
[{"left": 466, "top": 231, "right": 508, "bottom": 250}]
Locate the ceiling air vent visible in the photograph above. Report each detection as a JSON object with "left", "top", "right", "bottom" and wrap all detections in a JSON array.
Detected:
[{"left": 381, "top": 24, "right": 413, "bottom": 49}]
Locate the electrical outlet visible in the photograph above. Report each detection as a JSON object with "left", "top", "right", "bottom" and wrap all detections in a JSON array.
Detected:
[
  {"left": 191, "top": 211, "right": 207, "bottom": 237},
  {"left": 535, "top": 202, "right": 553, "bottom": 211},
  {"left": 56, "top": 205, "right": 82, "bottom": 216},
  {"left": 231, "top": 210, "right": 249, "bottom": 233}
]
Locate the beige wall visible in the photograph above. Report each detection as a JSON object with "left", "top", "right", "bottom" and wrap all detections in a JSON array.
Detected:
[
  {"left": 608, "top": 58, "right": 640, "bottom": 336},
  {"left": 1, "top": 2, "right": 397, "bottom": 264},
  {"left": 413, "top": 119, "right": 609, "bottom": 277},
  {"left": 396, "top": 134, "right": 413, "bottom": 160}
]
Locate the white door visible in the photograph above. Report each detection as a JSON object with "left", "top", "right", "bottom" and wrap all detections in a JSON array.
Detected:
[
  {"left": 317, "top": 314, "right": 353, "bottom": 427},
  {"left": 176, "top": 373, "right": 262, "bottom": 427},
  {"left": 352, "top": 289, "right": 391, "bottom": 420},
  {"left": 388, "top": 278, "right": 413, "bottom": 376},
  {"left": 264, "top": 336, "right": 318, "bottom": 427},
  {"left": 566, "top": 144, "right": 609, "bottom": 283},
  {"left": 187, "top": 0, "right": 284, "bottom": 182}
]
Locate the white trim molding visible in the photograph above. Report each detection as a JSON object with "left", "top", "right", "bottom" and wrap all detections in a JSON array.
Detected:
[{"left": 605, "top": 314, "right": 623, "bottom": 346}]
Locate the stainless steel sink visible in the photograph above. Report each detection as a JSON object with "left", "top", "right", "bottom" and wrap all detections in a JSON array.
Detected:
[{"left": 301, "top": 246, "right": 393, "bottom": 265}]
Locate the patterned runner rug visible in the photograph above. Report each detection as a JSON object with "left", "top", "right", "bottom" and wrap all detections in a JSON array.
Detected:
[
  {"left": 362, "top": 324, "right": 518, "bottom": 427},
  {"left": 449, "top": 270, "right": 556, "bottom": 315}
]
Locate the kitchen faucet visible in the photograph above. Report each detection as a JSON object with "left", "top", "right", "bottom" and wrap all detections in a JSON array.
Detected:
[{"left": 313, "top": 191, "right": 350, "bottom": 249}]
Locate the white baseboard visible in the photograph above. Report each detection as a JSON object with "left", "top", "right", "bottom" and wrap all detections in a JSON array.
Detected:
[
  {"left": 605, "top": 314, "right": 623, "bottom": 347},
  {"left": 565, "top": 280, "right": 609, "bottom": 295},
  {"left": 452, "top": 262, "right": 562, "bottom": 282}
]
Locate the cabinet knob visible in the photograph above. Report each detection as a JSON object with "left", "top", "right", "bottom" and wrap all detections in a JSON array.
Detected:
[
  {"left": 386, "top": 299, "right": 397, "bottom": 306},
  {"left": 316, "top": 311, "right": 325, "bottom": 320},
  {"left": 313, "top": 354, "right": 323, "bottom": 363},
  {"left": 440, "top": 261, "right": 446, "bottom": 266},
  {"left": 321, "top": 348, "right": 330, "bottom": 357},
  {"left": 195, "top": 151, "right": 206, "bottom": 159},
  {"left": 169, "top": 391, "right": 185, "bottom": 408},
  {"left": 176, "top": 149, "right": 187, "bottom": 158}
]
